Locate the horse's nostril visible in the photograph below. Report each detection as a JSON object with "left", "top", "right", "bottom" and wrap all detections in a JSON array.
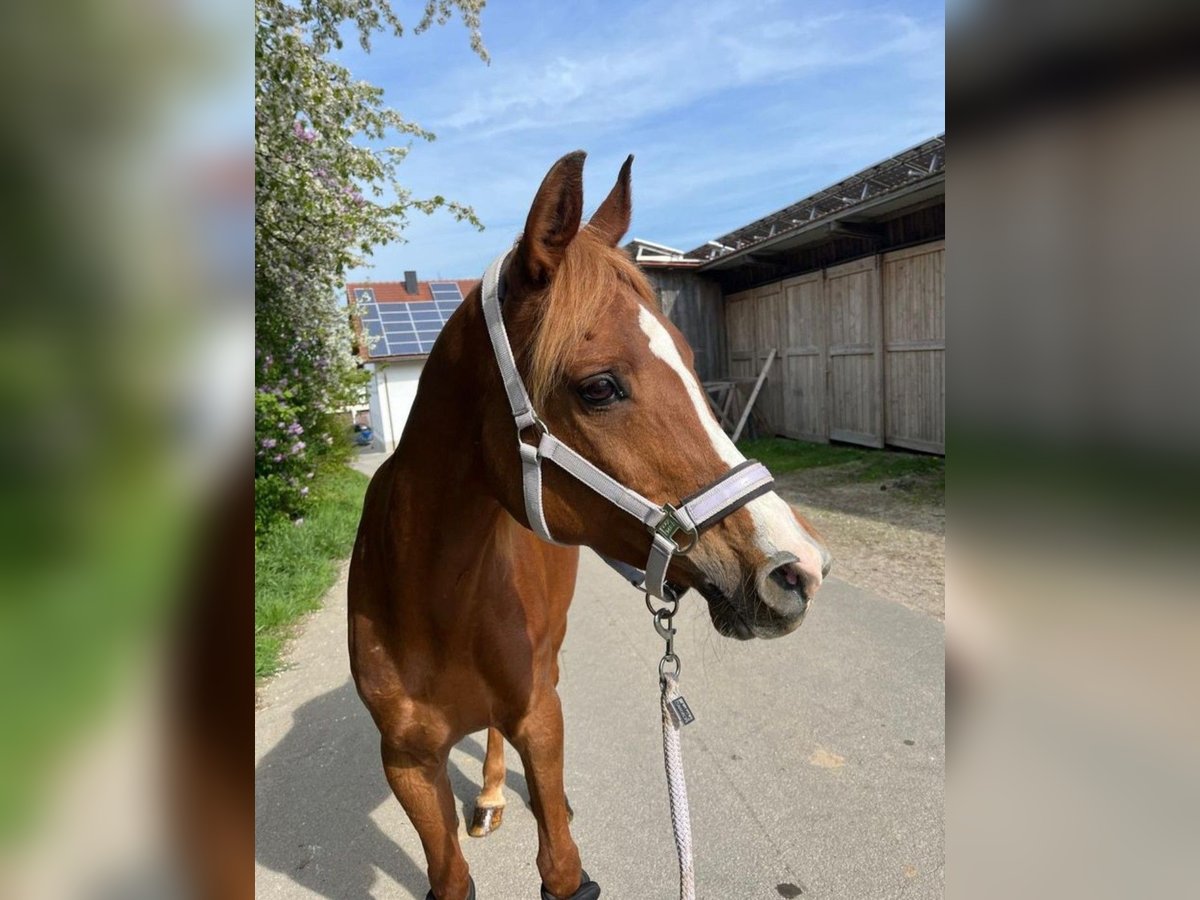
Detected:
[{"left": 768, "top": 561, "right": 818, "bottom": 602}]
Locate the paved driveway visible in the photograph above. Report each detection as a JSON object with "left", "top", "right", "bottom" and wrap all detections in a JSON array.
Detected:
[{"left": 256, "top": 455, "right": 944, "bottom": 899}]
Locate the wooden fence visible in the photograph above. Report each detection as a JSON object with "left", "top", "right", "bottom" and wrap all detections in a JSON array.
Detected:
[{"left": 726, "top": 240, "right": 944, "bottom": 453}]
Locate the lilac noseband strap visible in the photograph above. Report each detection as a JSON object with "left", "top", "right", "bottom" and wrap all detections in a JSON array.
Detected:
[{"left": 480, "top": 249, "right": 775, "bottom": 600}]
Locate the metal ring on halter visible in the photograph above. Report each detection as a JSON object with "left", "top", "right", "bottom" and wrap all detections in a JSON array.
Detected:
[
  {"left": 659, "top": 653, "right": 681, "bottom": 681},
  {"left": 518, "top": 410, "right": 549, "bottom": 443},
  {"left": 646, "top": 591, "right": 679, "bottom": 618}
]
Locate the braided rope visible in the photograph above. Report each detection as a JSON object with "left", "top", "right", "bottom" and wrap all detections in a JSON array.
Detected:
[{"left": 660, "top": 674, "right": 696, "bottom": 900}]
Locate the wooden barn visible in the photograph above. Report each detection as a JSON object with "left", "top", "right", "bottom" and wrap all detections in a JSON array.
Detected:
[{"left": 632, "top": 133, "right": 945, "bottom": 454}]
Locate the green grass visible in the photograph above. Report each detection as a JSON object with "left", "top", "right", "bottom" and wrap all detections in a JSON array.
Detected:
[
  {"left": 736, "top": 437, "right": 869, "bottom": 473},
  {"left": 255, "top": 464, "right": 368, "bottom": 679},
  {"left": 737, "top": 436, "right": 943, "bottom": 484}
]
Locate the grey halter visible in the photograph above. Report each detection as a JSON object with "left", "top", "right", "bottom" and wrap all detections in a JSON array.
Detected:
[{"left": 480, "top": 249, "right": 775, "bottom": 601}]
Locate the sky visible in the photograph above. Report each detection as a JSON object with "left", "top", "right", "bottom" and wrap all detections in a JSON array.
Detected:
[{"left": 337, "top": 0, "right": 944, "bottom": 283}]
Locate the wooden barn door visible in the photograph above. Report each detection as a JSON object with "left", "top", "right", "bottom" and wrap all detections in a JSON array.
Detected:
[
  {"left": 752, "top": 284, "right": 786, "bottom": 435},
  {"left": 882, "top": 241, "right": 945, "bottom": 453},
  {"left": 825, "top": 257, "right": 884, "bottom": 448},
  {"left": 780, "top": 272, "right": 828, "bottom": 441},
  {"left": 726, "top": 289, "right": 757, "bottom": 382}
]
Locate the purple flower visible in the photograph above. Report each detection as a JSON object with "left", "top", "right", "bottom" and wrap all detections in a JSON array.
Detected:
[
  {"left": 271, "top": 454, "right": 283, "bottom": 463},
  {"left": 290, "top": 441, "right": 306, "bottom": 455},
  {"left": 285, "top": 422, "right": 303, "bottom": 436},
  {"left": 261, "top": 437, "right": 277, "bottom": 449}
]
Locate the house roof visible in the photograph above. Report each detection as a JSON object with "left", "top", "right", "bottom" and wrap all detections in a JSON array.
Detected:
[
  {"left": 345, "top": 278, "right": 479, "bottom": 305},
  {"left": 347, "top": 278, "right": 480, "bottom": 362},
  {"left": 685, "top": 133, "right": 945, "bottom": 269}
]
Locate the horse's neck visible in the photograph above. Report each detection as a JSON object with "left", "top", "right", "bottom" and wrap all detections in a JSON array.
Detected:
[
  {"left": 381, "top": 297, "right": 566, "bottom": 607},
  {"left": 388, "top": 307, "right": 505, "bottom": 564}
]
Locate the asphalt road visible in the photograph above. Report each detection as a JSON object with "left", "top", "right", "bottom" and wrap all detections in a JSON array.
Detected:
[{"left": 255, "top": 454, "right": 944, "bottom": 899}]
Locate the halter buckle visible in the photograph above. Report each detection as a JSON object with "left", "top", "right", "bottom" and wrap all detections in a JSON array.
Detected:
[{"left": 655, "top": 504, "right": 697, "bottom": 554}]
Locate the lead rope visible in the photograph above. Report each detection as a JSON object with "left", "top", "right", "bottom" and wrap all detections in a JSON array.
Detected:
[
  {"left": 649, "top": 594, "right": 697, "bottom": 900},
  {"left": 661, "top": 676, "right": 696, "bottom": 900}
]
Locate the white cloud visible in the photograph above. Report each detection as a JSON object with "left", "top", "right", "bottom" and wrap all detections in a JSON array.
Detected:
[
  {"left": 427, "top": 3, "right": 939, "bottom": 138},
  {"left": 343, "top": 0, "right": 944, "bottom": 279}
]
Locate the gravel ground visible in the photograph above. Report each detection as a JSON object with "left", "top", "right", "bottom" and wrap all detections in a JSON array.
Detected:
[{"left": 777, "top": 461, "right": 945, "bottom": 620}]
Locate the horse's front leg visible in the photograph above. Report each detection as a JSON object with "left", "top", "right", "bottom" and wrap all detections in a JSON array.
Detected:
[
  {"left": 507, "top": 687, "right": 599, "bottom": 899},
  {"left": 380, "top": 738, "right": 475, "bottom": 900}
]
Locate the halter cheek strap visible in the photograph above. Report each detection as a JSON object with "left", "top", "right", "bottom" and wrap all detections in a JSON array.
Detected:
[{"left": 480, "top": 250, "right": 775, "bottom": 600}]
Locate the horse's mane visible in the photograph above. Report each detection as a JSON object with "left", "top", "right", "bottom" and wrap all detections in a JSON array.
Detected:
[{"left": 527, "top": 225, "right": 658, "bottom": 408}]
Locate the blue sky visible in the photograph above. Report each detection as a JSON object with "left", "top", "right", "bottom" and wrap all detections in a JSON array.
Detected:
[{"left": 338, "top": 0, "right": 944, "bottom": 282}]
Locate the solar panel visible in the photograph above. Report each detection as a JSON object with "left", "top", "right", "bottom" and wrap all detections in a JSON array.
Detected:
[{"left": 355, "top": 282, "right": 465, "bottom": 358}]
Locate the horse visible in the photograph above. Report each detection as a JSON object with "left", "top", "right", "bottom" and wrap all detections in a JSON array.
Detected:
[{"left": 348, "top": 151, "right": 831, "bottom": 900}]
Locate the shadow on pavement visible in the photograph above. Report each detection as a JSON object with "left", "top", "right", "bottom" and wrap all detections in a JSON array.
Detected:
[
  {"left": 256, "top": 680, "right": 424, "bottom": 898},
  {"left": 256, "top": 680, "right": 533, "bottom": 898}
]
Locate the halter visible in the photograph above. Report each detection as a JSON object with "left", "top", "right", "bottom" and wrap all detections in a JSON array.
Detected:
[{"left": 480, "top": 249, "right": 776, "bottom": 601}]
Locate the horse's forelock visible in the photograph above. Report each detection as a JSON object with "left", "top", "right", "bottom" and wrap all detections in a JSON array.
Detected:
[{"left": 526, "top": 228, "right": 656, "bottom": 407}]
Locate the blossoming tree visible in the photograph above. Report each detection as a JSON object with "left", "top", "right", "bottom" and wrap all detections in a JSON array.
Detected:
[{"left": 255, "top": 0, "right": 485, "bottom": 530}]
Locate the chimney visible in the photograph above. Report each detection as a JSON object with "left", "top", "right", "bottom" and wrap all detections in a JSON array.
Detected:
[{"left": 404, "top": 270, "right": 418, "bottom": 295}]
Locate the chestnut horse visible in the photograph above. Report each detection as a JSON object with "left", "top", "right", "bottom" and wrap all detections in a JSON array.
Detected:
[{"left": 349, "top": 152, "right": 830, "bottom": 900}]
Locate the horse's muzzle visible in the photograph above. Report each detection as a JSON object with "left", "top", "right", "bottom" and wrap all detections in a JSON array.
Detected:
[{"left": 699, "top": 550, "right": 829, "bottom": 640}]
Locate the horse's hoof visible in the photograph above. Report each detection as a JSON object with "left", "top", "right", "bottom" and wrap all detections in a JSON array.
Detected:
[
  {"left": 425, "top": 876, "right": 476, "bottom": 900},
  {"left": 468, "top": 803, "right": 504, "bottom": 837},
  {"left": 541, "top": 868, "right": 600, "bottom": 900}
]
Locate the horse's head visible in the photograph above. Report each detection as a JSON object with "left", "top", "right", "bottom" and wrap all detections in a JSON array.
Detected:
[{"left": 482, "top": 151, "right": 831, "bottom": 639}]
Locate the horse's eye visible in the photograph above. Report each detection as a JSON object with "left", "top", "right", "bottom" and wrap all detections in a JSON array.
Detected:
[{"left": 578, "top": 374, "right": 623, "bottom": 407}]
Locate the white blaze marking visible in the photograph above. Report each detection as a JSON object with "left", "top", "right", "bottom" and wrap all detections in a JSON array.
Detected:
[{"left": 638, "top": 307, "right": 827, "bottom": 578}]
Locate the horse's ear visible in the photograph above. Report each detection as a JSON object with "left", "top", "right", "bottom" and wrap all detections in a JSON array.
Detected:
[
  {"left": 514, "top": 150, "right": 586, "bottom": 286},
  {"left": 588, "top": 154, "right": 633, "bottom": 246}
]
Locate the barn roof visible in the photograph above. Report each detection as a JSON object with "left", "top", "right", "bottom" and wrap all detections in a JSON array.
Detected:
[
  {"left": 623, "top": 238, "right": 703, "bottom": 268},
  {"left": 686, "top": 133, "right": 945, "bottom": 269}
]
